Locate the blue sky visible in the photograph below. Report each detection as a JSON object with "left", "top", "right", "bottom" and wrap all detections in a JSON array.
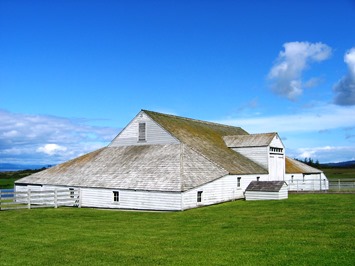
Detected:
[{"left": 1, "top": 0, "right": 355, "bottom": 166}]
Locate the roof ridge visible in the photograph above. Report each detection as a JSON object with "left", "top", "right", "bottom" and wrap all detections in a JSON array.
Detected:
[
  {"left": 142, "top": 109, "right": 244, "bottom": 130},
  {"left": 224, "top": 132, "right": 277, "bottom": 137}
]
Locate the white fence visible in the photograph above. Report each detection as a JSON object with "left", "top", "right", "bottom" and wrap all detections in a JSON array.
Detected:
[
  {"left": 328, "top": 179, "right": 355, "bottom": 192},
  {"left": 288, "top": 179, "right": 329, "bottom": 192},
  {"left": 288, "top": 179, "right": 355, "bottom": 193},
  {"left": 0, "top": 188, "right": 81, "bottom": 211}
]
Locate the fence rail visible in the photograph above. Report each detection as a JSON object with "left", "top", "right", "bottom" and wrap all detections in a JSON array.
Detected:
[
  {"left": 328, "top": 179, "right": 355, "bottom": 192},
  {"left": 289, "top": 178, "right": 355, "bottom": 193},
  {"left": 0, "top": 188, "right": 81, "bottom": 211}
]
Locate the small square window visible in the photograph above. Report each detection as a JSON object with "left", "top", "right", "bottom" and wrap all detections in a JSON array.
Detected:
[
  {"left": 197, "top": 191, "right": 203, "bottom": 202},
  {"left": 237, "top": 177, "right": 241, "bottom": 187},
  {"left": 113, "top": 191, "right": 119, "bottom": 202},
  {"left": 69, "top": 188, "right": 74, "bottom": 198}
]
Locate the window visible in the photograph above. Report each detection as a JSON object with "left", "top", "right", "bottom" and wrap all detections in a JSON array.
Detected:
[
  {"left": 138, "top": 123, "right": 146, "bottom": 141},
  {"left": 256, "top": 176, "right": 260, "bottom": 182},
  {"left": 197, "top": 191, "right": 203, "bottom": 203},
  {"left": 270, "top": 147, "right": 283, "bottom": 154},
  {"left": 113, "top": 191, "right": 119, "bottom": 202},
  {"left": 69, "top": 188, "right": 74, "bottom": 198},
  {"left": 237, "top": 177, "right": 241, "bottom": 188}
]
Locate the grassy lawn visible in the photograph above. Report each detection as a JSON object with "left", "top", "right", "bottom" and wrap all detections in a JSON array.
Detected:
[{"left": 0, "top": 194, "right": 354, "bottom": 265}]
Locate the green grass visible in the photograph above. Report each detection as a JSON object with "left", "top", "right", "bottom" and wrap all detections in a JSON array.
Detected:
[
  {"left": 321, "top": 167, "right": 355, "bottom": 179},
  {"left": 0, "top": 194, "right": 354, "bottom": 265},
  {"left": 0, "top": 169, "right": 45, "bottom": 189}
]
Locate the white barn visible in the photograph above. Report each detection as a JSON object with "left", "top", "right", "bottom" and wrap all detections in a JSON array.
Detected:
[{"left": 15, "top": 110, "right": 328, "bottom": 211}]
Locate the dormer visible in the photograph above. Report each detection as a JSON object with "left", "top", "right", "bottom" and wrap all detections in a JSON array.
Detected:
[{"left": 223, "top": 133, "right": 284, "bottom": 168}]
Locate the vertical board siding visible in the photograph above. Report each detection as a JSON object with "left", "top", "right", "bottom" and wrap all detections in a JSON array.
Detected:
[
  {"left": 232, "top": 147, "right": 268, "bottom": 168},
  {"left": 110, "top": 112, "right": 179, "bottom": 147},
  {"left": 268, "top": 155, "right": 285, "bottom": 180}
]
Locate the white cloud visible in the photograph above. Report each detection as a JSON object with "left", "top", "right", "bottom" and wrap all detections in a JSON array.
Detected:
[
  {"left": 333, "top": 47, "right": 355, "bottom": 105},
  {"left": 218, "top": 104, "right": 355, "bottom": 134},
  {"left": 268, "top": 41, "right": 332, "bottom": 100},
  {"left": 0, "top": 110, "right": 119, "bottom": 165},
  {"left": 288, "top": 146, "right": 355, "bottom": 163},
  {"left": 37, "top": 144, "right": 67, "bottom": 155}
]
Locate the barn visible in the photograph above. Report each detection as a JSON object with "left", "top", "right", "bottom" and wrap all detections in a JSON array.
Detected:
[{"left": 15, "top": 110, "right": 328, "bottom": 211}]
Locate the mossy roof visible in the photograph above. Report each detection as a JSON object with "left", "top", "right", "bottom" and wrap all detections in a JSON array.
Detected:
[
  {"left": 223, "top": 133, "right": 277, "bottom": 147},
  {"left": 144, "top": 110, "right": 268, "bottom": 175},
  {"left": 285, "top": 157, "right": 322, "bottom": 174}
]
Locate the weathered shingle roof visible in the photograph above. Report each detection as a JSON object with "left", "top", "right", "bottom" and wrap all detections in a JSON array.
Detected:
[
  {"left": 223, "top": 133, "right": 277, "bottom": 148},
  {"left": 245, "top": 181, "right": 286, "bottom": 192},
  {"left": 285, "top": 157, "right": 322, "bottom": 174},
  {"left": 17, "top": 144, "right": 228, "bottom": 192},
  {"left": 17, "top": 110, "right": 270, "bottom": 192},
  {"left": 144, "top": 110, "right": 268, "bottom": 175}
]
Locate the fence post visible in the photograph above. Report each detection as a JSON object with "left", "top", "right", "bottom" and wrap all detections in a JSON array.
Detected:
[
  {"left": 0, "top": 190, "right": 2, "bottom": 211},
  {"left": 27, "top": 189, "right": 31, "bottom": 209},
  {"left": 54, "top": 188, "right": 58, "bottom": 208},
  {"left": 338, "top": 179, "right": 341, "bottom": 192}
]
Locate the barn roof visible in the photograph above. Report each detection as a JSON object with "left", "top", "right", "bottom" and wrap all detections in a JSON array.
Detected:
[
  {"left": 285, "top": 157, "right": 322, "bottom": 174},
  {"left": 245, "top": 181, "right": 287, "bottom": 192},
  {"left": 18, "top": 144, "right": 229, "bottom": 192},
  {"left": 143, "top": 110, "right": 268, "bottom": 175},
  {"left": 17, "top": 110, "right": 269, "bottom": 192},
  {"left": 223, "top": 133, "right": 277, "bottom": 148}
]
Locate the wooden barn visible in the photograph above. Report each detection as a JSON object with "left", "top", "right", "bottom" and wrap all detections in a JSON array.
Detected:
[
  {"left": 245, "top": 181, "right": 288, "bottom": 201},
  {"left": 15, "top": 110, "right": 328, "bottom": 211}
]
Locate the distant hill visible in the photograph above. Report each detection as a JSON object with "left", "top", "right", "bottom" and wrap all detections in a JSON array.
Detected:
[
  {"left": 0, "top": 163, "right": 49, "bottom": 172},
  {"left": 321, "top": 160, "right": 355, "bottom": 168}
]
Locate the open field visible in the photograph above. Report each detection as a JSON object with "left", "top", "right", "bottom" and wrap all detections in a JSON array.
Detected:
[
  {"left": 0, "top": 169, "right": 45, "bottom": 189},
  {"left": 321, "top": 167, "right": 355, "bottom": 179},
  {"left": 0, "top": 194, "right": 354, "bottom": 265}
]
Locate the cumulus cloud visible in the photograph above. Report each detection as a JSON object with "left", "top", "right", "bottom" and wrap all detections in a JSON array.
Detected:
[
  {"left": 288, "top": 146, "right": 355, "bottom": 163},
  {"left": 218, "top": 104, "right": 355, "bottom": 134},
  {"left": 268, "top": 41, "right": 332, "bottom": 100},
  {"left": 37, "top": 144, "right": 67, "bottom": 155},
  {"left": 0, "top": 110, "right": 118, "bottom": 165},
  {"left": 333, "top": 47, "right": 355, "bottom": 105}
]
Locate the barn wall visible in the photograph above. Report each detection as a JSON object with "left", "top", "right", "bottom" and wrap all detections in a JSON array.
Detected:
[
  {"left": 286, "top": 173, "right": 329, "bottom": 191},
  {"left": 232, "top": 147, "right": 269, "bottom": 169},
  {"left": 270, "top": 135, "right": 284, "bottom": 148},
  {"left": 181, "top": 174, "right": 269, "bottom": 210},
  {"left": 110, "top": 111, "right": 179, "bottom": 147},
  {"left": 80, "top": 187, "right": 182, "bottom": 210}
]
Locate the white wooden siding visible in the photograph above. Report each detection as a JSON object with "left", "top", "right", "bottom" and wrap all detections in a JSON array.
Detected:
[
  {"left": 110, "top": 111, "right": 179, "bottom": 147},
  {"left": 232, "top": 147, "right": 268, "bottom": 169},
  {"left": 268, "top": 154, "right": 285, "bottom": 180},
  {"left": 181, "top": 174, "right": 269, "bottom": 210},
  {"left": 245, "top": 186, "right": 288, "bottom": 201},
  {"left": 286, "top": 173, "right": 329, "bottom": 191},
  {"left": 270, "top": 135, "right": 284, "bottom": 148},
  {"left": 79, "top": 187, "right": 182, "bottom": 211}
]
